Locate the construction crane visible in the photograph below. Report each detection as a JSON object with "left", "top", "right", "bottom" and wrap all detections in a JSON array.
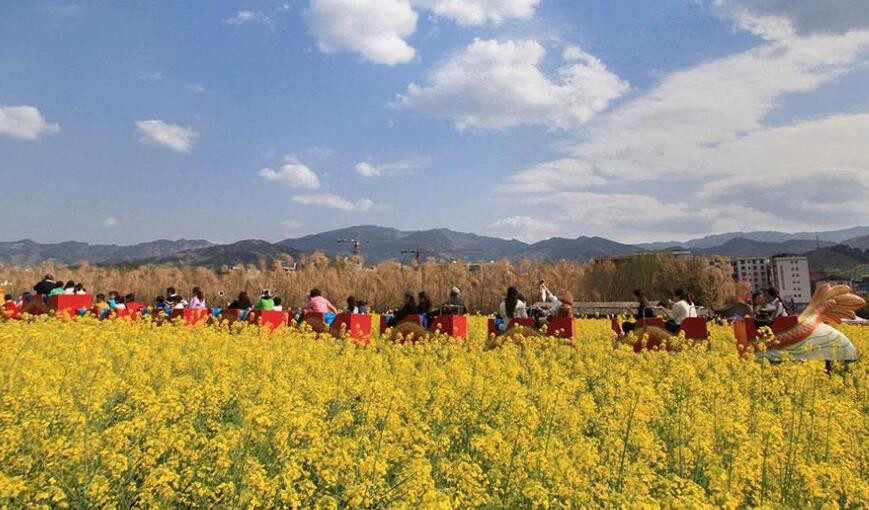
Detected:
[
  {"left": 400, "top": 244, "right": 438, "bottom": 263},
  {"left": 337, "top": 237, "right": 369, "bottom": 258}
]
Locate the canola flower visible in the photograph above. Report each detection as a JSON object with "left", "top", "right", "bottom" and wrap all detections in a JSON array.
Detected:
[{"left": 0, "top": 316, "right": 866, "bottom": 508}]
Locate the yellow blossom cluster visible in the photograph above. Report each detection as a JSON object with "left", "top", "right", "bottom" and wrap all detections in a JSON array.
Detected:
[{"left": 0, "top": 316, "right": 866, "bottom": 508}]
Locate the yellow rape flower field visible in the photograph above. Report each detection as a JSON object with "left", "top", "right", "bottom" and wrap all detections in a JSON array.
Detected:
[{"left": 0, "top": 317, "right": 867, "bottom": 509}]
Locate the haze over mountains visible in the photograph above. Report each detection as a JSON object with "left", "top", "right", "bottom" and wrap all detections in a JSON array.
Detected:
[{"left": 1, "top": 225, "right": 868, "bottom": 273}]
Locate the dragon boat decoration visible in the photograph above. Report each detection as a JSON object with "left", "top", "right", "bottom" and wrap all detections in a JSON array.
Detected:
[
  {"left": 612, "top": 283, "right": 862, "bottom": 360},
  {"left": 734, "top": 283, "right": 862, "bottom": 362}
]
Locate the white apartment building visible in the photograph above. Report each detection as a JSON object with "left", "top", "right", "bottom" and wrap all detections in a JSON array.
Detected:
[
  {"left": 732, "top": 257, "right": 770, "bottom": 291},
  {"left": 769, "top": 255, "right": 812, "bottom": 305}
]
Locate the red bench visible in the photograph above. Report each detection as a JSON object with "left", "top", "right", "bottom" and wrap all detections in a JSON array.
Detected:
[
  {"left": 379, "top": 314, "right": 425, "bottom": 333},
  {"left": 247, "top": 310, "right": 288, "bottom": 330},
  {"left": 331, "top": 313, "right": 373, "bottom": 344},
  {"left": 427, "top": 314, "right": 468, "bottom": 338},
  {"left": 49, "top": 294, "right": 93, "bottom": 317},
  {"left": 734, "top": 315, "right": 800, "bottom": 352},
  {"left": 487, "top": 317, "right": 535, "bottom": 337},
  {"left": 679, "top": 317, "right": 708, "bottom": 340},
  {"left": 169, "top": 308, "right": 210, "bottom": 325}
]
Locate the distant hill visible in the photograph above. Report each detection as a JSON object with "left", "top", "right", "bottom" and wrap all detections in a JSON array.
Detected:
[
  {"left": 3, "top": 225, "right": 868, "bottom": 267},
  {"left": 640, "top": 226, "right": 869, "bottom": 250},
  {"left": 844, "top": 235, "right": 869, "bottom": 250},
  {"left": 278, "top": 226, "right": 526, "bottom": 263},
  {"left": 697, "top": 238, "right": 835, "bottom": 258},
  {"left": 804, "top": 245, "right": 869, "bottom": 276},
  {"left": 515, "top": 236, "right": 642, "bottom": 261},
  {"left": 146, "top": 240, "right": 301, "bottom": 269},
  {"left": 0, "top": 239, "right": 214, "bottom": 266}
]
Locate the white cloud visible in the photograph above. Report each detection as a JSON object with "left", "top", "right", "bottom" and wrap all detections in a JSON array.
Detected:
[
  {"left": 713, "top": 0, "right": 869, "bottom": 38},
  {"left": 134, "top": 120, "right": 199, "bottom": 153},
  {"left": 496, "top": 27, "right": 869, "bottom": 240},
  {"left": 0, "top": 105, "right": 60, "bottom": 140},
  {"left": 139, "top": 71, "right": 165, "bottom": 81},
  {"left": 412, "top": 0, "right": 541, "bottom": 26},
  {"left": 282, "top": 219, "right": 304, "bottom": 232},
  {"left": 292, "top": 193, "right": 374, "bottom": 211},
  {"left": 258, "top": 155, "right": 321, "bottom": 189},
  {"left": 222, "top": 10, "right": 271, "bottom": 26},
  {"left": 103, "top": 217, "right": 119, "bottom": 227},
  {"left": 305, "top": 0, "right": 543, "bottom": 64},
  {"left": 392, "top": 39, "right": 629, "bottom": 130},
  {"left": 305, "top": 0, "right": 418, "bottom": 65},
  {"left": 487, "top": 216, "right": 559, "bottom": 243},
  {"left": 353, "top": 160, "right": 417, "bottom": 177},
  {"left": 187, "top": 83, "right": 206, "bottom": 93}
]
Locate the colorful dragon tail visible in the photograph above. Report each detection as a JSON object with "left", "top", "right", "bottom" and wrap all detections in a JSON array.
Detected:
[{"left": 799, "top": 283, "right": 865, "bottom": 325}]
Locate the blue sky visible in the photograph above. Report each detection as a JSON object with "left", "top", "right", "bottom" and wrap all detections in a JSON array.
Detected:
[{"left": 2, "top": 0, "right": 868, "bottom": 245}]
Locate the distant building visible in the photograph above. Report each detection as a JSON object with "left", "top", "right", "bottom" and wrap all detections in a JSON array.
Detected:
[
  {"left": 732, "top": 257, "right": 770, "bottom": 292},
  {"left": 769, "top": 254, "right": 811, "bottom": 305}
]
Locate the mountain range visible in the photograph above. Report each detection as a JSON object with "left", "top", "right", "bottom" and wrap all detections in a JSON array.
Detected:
[{"left": 1, "top": 225, "right": 868, "bottom": 275}]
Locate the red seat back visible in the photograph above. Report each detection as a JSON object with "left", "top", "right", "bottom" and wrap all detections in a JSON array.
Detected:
[
  {"left": 249, "top": 310, "right": 288, "bottom": 330},
  {"left": 636, "top": 317, "right": 665, "bottom": 328},
  {"left": 679, "top": 317, "right": 708, "bottom": 340},
  {"left": 610, "top": 317, "right": 623, "bottom": 336},
  {"left": 771, "top": 315, "right": 799, "bottom": 333},
  {"left": 331, "top": 313, "right": 373, "bottom": 344},
  {"left": 49, "top": 294, "right": 93, "bottom": 314},
  {"left": 547, "top": 317, "right": 574, "bottom": 338},
  {"left": 428, "top": 314, "right": 467, "bottom": 338}
]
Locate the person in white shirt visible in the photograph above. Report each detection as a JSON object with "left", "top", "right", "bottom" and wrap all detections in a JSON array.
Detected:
[
  {"left": 499, "top": 286, "right": 527, "bottom": 331},
  {"left": 272, "top": 297, "right": 283, "bottom": 312},
  {"left": 666, "top": 289, "right": 691, "bottom": 333},
  {"left": 687, "top": 292, "right": 698, "bottom": 318}
]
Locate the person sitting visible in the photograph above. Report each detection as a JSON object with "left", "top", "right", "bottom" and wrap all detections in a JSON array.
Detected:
[
  {"left": 686, "top": 292, "right": 698, "bottom": 318},
  {"left": 346, "top": 296, "right": 359, "bottom": 314},
  {"left": 2, "top": 294, "right": 19, "bottom": 318},
  {"left": 665, "top": 289, "right": 691, "bottom": 333},
  {"left": 255, "top": 290, "right": 275, "bottom": 310},
  {"left": 389, "top": 291, "right": 418, "bottom": 327},
  {"left": 272, "top": 297, "right": 283, "bottom": 312},
  {"left": 63, "top": 280, "right": 76, "bottom": 295},
  {"left": 73, "top": 283, "right": 87, "bottom": 295},
  {"left": 555, "top": 291, "right": 574, "bottom": 318},
  {"left": 165, "top": 287, "right": 185, "bottom": 309},
  {"left": 228, "top": 292, "right": 253, "bottom": 310},
  {"left": 125, "top": 294, "right": 144, "bottom": 313},
  {"left": 48, "top": 281, "right": 65, "bottom": 296},
  {"left": 113, "top": 296, "right": 127, "bottom": 311},
  {"left": 357, "top": 300, "right": 369, "bottom": 315},
  {"left": 188, "top": 287, "right": 206, "bottom": 309},
  {"left": 766, "top": 287, "right": 787, "bottom": 319},
  {"left": 441, "top": 287, "right": 466, "bottom": 315},
  {"left": 303, "top": 288, "right": 338, "bottom": 315},
  {"left": 498, "top": 286, "right": 528, "bottom": 331},
  {"left": 751, "top": 292, "right": 778, "bottom": 329},
  {"left": 94, "top": 294, "right": 110, "bottom": 317},
  {"left": 634, "top": 289, "right": 655, "bottom": 319},
  {"left": 154, "top": 295, "right": 167, "bottom": 313},
  {"left": 33, "top": 274, "right": 56, "bottom": 296},
  {"left": 417, "top": 291, "right": 432, "bottom": 314}
]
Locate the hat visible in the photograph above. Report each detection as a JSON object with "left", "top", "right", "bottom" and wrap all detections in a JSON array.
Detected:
[{"left": 451, "top": 286, "right": 461, "bottom": 296}]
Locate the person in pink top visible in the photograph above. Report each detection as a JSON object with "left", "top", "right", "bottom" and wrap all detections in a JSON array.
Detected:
[
  {"left": 303, "top": 288, "right": 337, "bottom": 314},
  {"left": 188, "top": 287, "right": 207, "bottom": 309}
]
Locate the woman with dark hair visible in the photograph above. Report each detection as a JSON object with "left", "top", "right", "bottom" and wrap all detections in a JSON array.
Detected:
[
  {"left": 417, "top": 291, "right": 432, "bottom": 314},
  {"left": 346, "top": 295, "right": 359, "bottom": 314},
  {"left": 499, "top": 286, "right": 527, "bottom": 321},
  {"left": 63, "top": 280, "right": 76, "bottom": 295},
  {"left": 188, "top": 287, "right": 206, "bottom": 309},
  {"left": 73, "top": 283, "right": 87, "bottom": 295},
  {"left": 634, "top": 289, "right": 655, "bottom": 319},
  {"left": 766, "top": 287, "right": 788, "bottom": 319},
  {"left": 389, "top": 291, "right": 418, "bottom": 326},
  {"left": 229, "top": 291, "right": 252, "bottom": 310}
]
